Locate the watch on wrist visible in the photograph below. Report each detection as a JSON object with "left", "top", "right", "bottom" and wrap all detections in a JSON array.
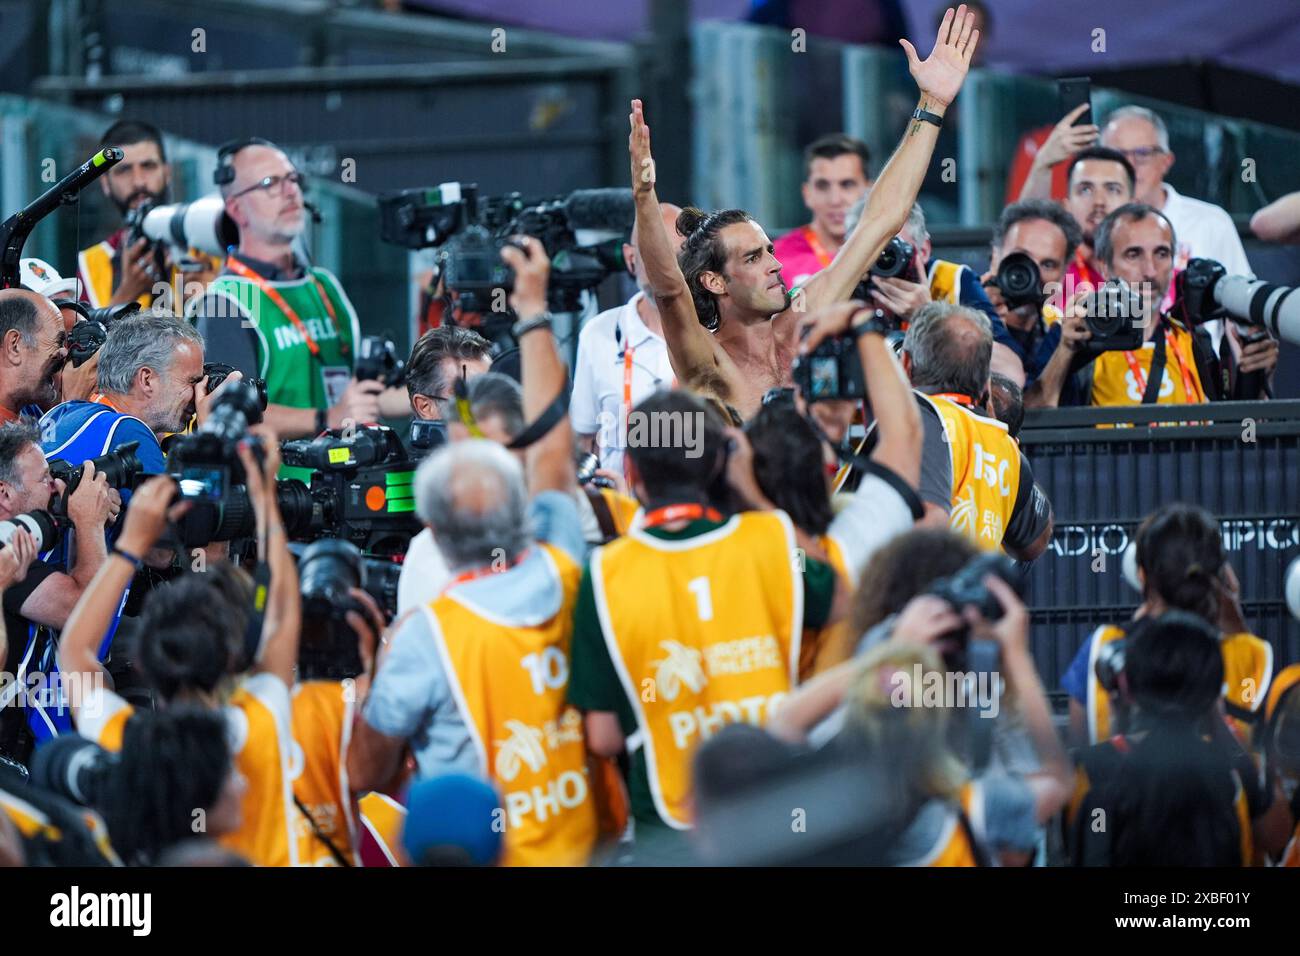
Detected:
[
  {"left": 911, "top": 107, "right": 944, "bottom": 129},
  {"left": 315, "top": 407, "right": 329, "bottom": 434},
  {"left": 512, "top": 312, "right": 554, "bottom": 340},
  {"left": 851, "top": 313, "right": 895, "bottom": 339}
]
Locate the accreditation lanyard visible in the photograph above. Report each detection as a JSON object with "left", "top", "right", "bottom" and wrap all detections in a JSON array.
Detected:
[
  {"left": 802, "top": 227, "right": 834, "bottom": 269},
  {"left": 641, "top": 503, "right": 723, "bottom": 529},
  {"left": 619, "top": 307, "right": 677, "bottom": 480},
  {"left": 441, "top": 548, "right": 532, "bottom": 595},
  {"left": 225, "top": 256, "right": 348, "bottom": 360},
  {"left": 1123, "top": 329, "right": 1198, "bottom": 403}
]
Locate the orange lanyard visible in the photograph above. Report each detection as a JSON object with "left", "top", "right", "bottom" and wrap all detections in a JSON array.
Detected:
[
  {"left": 1123, "top": 328, "right": 1198, "bottom": 402},
  {"left": 802, "top": 227, "right": 834, "bottom": 269},
  {"left": 642, "top": 503, "right": 723, "bottom": 528},
  {"left": 930, "top": 392, "right": 975, "bottom": 406},
  {"left": 225, "top": 256, "right": 347, "bottom": 360},
  {"left": 441, "top": 548, "right": 532, "bottom": 594}
]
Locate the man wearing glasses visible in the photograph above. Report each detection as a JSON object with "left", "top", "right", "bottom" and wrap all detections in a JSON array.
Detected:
[
  {"left": 1101, "top": 106, "right": 1253, "bottom": 282},
  {"left": 189, "top": 139, "right": 408, "bottom": 478}
]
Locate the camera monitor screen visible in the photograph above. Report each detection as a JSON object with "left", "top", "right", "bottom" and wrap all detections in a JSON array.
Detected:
[{"left": 177, "top": 466, "right": 227, "bottom": 501}]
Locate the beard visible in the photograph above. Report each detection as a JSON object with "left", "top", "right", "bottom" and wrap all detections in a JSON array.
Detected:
[{"left": 111, "top": 185, "right": 168, "bottom": 218}]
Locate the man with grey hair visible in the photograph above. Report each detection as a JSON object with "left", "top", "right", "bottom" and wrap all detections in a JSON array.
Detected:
[
  {"left": 1100, "top": 106, "right": 1252, "bottom": 281},
  {"left": 40, "top": 309, "right": 224, "bottom": 478},
  {"left": 899, "top": 301, "right": 1052, "bottom": 559},
  {"left": 845, "top": 194, "right": 998, "bottom": 329},
  {"left": 0, "top": 290, "right": 68, "bottom": 423},
  {"left": 351, "top": 237, "right": 602, "bottom": 866}
]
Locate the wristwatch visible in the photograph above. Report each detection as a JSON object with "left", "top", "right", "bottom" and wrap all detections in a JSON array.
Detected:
[
  {"left": 851, "top": 313, "right": 895, "bottom": 340},
  {"left": 315, "top": 407, "right": 329, "bottom": 434},
  {"left": 512, "top": 312, "right": 554, "bottom": 340},
  {"left": 911, "top": 107, "right": 944, "bottom": 129}
]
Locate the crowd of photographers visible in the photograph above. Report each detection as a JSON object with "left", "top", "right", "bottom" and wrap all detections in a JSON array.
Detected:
[{"left": 1, "top": 4, "right": 1299, "bottom": 867}]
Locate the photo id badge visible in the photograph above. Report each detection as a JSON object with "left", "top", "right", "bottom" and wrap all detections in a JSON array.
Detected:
[{"left": 322, "top": 366, "right": 350, "bottom": 407}]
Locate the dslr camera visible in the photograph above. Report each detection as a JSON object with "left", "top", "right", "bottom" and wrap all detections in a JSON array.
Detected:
[
  {"left": 354, "top": 335, "right": 407, "bottom": 388},
  {"left": 168, "top": 379, "right": 265, "bottom": 503},
  {"left": 993, "top": 253, "right": 1046, "bottom": 311},
  {"left": 1082, "top": 278, "right": 1147, "bottom": 353},
  {"left": 791, "top": 335, "right": 865, "bottom": 402},
  {"left": 297, "top": 538, "right": 401, "bottom": 680},
  {"left": 47, "top": 442, "right": 145, "bottom": 520},
  {"left": 62, "top": 301, "right": 141, "bottom": 368},
  {"left": 870, "top": 237, "right": 919, "bottom": 282},
  {"left": 925, "top": 552, "right": 1024, "bottom": 669},
  {"left": 202, "top": 363, "right": 268, "bottom": 424}
]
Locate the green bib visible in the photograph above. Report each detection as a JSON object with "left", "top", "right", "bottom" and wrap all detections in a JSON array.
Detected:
[{"left": 204, "top": 266, "right": 359, "bottom": 483}]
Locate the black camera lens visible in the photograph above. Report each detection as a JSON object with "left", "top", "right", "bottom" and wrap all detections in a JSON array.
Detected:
[
  {"left": 30, "top": 734, "right": 118, "bottom": 808},
  {"left": 995, "top": 252, "right": 1044, "bottom": 310},
  {"left": 300, "top": 538, "right": 365, "bottom": 617},
  {"left": 869, "top": 237, "right": 916, "bottom": 280}
]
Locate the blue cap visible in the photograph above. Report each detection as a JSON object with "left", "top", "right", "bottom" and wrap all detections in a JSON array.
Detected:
[{"left": 401, "top": 774, "right": 502, "bottom": 866}]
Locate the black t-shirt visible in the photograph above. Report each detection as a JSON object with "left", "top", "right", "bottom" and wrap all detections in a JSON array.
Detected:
[{"left": 2, "top": 560, "right": 58, "bottom": 676}]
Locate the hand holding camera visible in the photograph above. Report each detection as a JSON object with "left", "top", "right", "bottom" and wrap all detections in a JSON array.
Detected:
[
  {"left": 327, "top": 378, "right": 384, "bottom": 430},
  {"left": 116, "top": 474, "right": 189, "bottom": 558},
  {"left": 0, "top": 528, "right": 37, "bottom": 592},
  {"left": 64, "top": 460, "right": 115, "bottom": 532},
  {"left": 110, "top": 237, "right": 166, "bottom": 306},
  {"left": 501, "top": 234, "right": 551, "bottom": 318}
]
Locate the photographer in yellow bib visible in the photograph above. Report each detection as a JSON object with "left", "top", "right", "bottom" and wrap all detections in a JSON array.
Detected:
[
  {"left": 349, "top": 237, "right": 601, "bottom": 867},
  {"left": 1062, "top": 504, "right": 1275, "bottom": 751},
  {"left": 1029, "top": 203, "right": 1278, "bottom": 408}
]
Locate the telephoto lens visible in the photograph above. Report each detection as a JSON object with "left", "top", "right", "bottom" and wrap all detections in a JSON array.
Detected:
[
  {"left": 297, "top": 539, "right": 368, "bottom": 681},
  {"left": 0, "top": 510, "right": 59, "bottom": 552},
  {"left": 29, "top": 735, "right": 119, "bottom": 809}
]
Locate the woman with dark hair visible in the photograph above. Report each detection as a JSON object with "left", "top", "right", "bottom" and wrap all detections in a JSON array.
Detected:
[
  {"left": 1062, "top": 503, "right": 1274, "bottom": 748},
  {"left": 1066, "top": 613, "right": 1291, "bottom": 866},
  {"left": 102, "top": 706, "right": 243, "bottom": 866}
]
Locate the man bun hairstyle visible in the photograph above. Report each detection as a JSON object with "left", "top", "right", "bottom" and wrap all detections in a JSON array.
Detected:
[{"left": 676, "top": 206, "right": 755, "bottom": 332}]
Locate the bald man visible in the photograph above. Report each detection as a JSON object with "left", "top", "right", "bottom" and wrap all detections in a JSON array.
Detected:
[
  {"left": 0, "top": 290, "right": 68, "bottom": 422},
  {"left": 571, "top": 201, "right": 685, "bottom": 477},
  {"left": 187, "top": 140, "right": 407, "bottom": 473}
]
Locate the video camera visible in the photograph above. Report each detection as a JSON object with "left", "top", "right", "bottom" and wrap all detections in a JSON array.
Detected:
[
  {"left": 174, "top": 423, "right": 420, "bottom": 558},
  {"left": 377, "top": 182, "right": 632, "bottom": 321},
  {"left": 47, "top": 442, "right": 145, "bottom": 521}
]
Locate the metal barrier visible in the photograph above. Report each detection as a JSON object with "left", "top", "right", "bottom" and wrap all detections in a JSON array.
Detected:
[{"left": 1020, "top": 400, "right": 1300, "bottom": 688}]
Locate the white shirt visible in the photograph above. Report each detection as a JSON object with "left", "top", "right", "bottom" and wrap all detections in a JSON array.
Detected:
[
  {"left": 1161, "top": 182, "right": 1252, "bottom": 278},
  {"left": 570, "top": 292, "right": 675, "bottom": 478},
  {"left": 396, "top": 527, "right": 450, "bottom": 616},
  {"left": 1160, "top": 182, "right": 1253, "bottom": 352}
]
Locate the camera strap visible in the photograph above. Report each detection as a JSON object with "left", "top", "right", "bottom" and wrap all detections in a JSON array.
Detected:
[
  {"left": 505, "top": 390, "right": 569, "bottom": 451},
  {"left": 242, "top": 562, "right": 272, "bottom": 670},
  {"left": 292, "top": 794, "right": 354, "bottom": 867},
  {"left": 804, "top": 413, "right": 923, "bottom": 521}
]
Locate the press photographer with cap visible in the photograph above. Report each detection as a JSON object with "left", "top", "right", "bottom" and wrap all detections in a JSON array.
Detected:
[{"left": 188, "top": 138, "right": 409, "bottom": 459}]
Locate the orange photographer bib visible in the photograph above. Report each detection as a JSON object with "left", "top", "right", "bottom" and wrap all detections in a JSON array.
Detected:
[
  {"left": 921, "top": 394, "right": 1021, "bottom": 552},
  {"left": 291, "top": 681, "right": 361, "bottom": 867},
  {"left": 426, "top": 544, "right": 597, "bottom": 867},
  {"left": 590, "top": 510, "right": 802, "bottom": 829},
  {"left": 803, "top": 533, "right": 851, "bottom": 680}
]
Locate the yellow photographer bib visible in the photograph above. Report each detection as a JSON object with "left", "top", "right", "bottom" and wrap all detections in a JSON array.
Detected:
[
  {"left": 590, "top": 511, "right": 802, "bottom": 829},
  {"left": 922, "top": 394, "right": 1021, "bottom": 552},
  {"left": 427, "top": 544, "right": 597, "bottom": 867}
]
